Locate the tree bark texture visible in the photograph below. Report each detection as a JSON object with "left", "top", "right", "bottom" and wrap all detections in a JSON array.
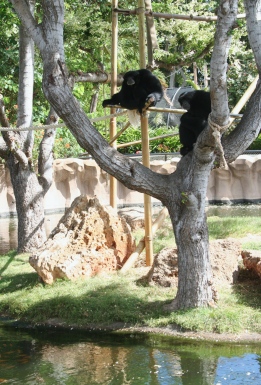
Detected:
[
  {"left": 7, "top": 4, "right": 47, "bottom": 252},
  {"left": 223, "top": 0, "right": 261, "bottom": 161},
  {"left": 2, "top": 1, "right": 58, "bottom": 252},
  {"left": 8, "top": 0, "right": 261, "bottom": 307}
]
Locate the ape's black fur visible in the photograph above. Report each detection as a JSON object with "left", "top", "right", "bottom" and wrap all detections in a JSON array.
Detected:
[
  {"left": 102, "top": 69, "right": 163, "bottom": 114},
  {"left": 178, "top": 90, "right": 211, "bottom": 156}
]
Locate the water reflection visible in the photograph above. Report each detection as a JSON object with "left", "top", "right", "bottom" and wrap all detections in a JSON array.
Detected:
[
  {"left": 215, "top": 354, "right": 261, "bottom": 384},
  {"left": 0, "top": 327, "right": 261, "bottom": 384},
  {"left": 0, "top": 213, "right": 63, "bottom": 254},
  {"left": 206, "top": 204, "right": 261, "bottom": 218}
]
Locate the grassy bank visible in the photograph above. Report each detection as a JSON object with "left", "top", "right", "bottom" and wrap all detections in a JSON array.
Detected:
[{"left": 1, "top": 216, "right": 261, "bottom": 335}]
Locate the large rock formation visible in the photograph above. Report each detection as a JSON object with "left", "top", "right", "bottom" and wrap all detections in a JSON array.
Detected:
[
  {"left": 242, "top": 250, "right": 261, "bottom": 278},
  {"left": 29, "top": 196, "right": 135, "bottom": 284}
]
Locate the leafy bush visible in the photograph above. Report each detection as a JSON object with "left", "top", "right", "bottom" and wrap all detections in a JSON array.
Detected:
[
  {"left": 150, "top": 127, "right": 180, "bottom": 153},
  {"left": 118, "top": 126, "right": 181, "bottom": 154},
  {"left": 32, "top": 120, "right": 181, "bottom": 164},
  {"left": 53, "top": 127, "right": 84, "bottom": 159},
  {"left": 32, "top": 126, "right": 84, "bottom": 164}
]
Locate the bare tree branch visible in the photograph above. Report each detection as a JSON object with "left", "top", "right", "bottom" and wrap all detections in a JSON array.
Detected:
[
  {"left": 193, "top": 0, "right": 238, "bottom": 161},
  {"left": 223, "top": 0, "right": 261, "bottom": 160},
  {"left": 0, "top": 137, "right": 8, "bottom": 158},
  {"left": 0, "top": 95, "right": 10, "bottom": 128},
  {"left": 9, "top": 0, "right": 43, "bottom": 48},
  {"left": 38, "top": 107, "right": 58, "bottom": 193},
  {"left": 0, "top": 95, "right": 28, "bottom": 166},
  {"left": 210, "top": 0, "right": 238, "bottom": 125}
]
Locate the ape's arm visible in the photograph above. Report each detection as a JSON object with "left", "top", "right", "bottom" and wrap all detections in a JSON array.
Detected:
[{"left": 102, "top": 92, "right": 121, "bottom": 107}]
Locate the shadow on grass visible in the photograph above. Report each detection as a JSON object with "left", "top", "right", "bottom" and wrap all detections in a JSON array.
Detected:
[
  {"left": 0, "top": 251, "right": 173, "bottom": 326},
  {"left": 16, "top": 282, "right": 171, "bottom": 326},
  {"left": 0, "top": 250, "right": 17, "bottom": 276},
  {"left": 0, "top": 271, "right": 39, "bottom": 293},
  {"left": 232, "top": 271, "right": 261, "bottom": 309}
]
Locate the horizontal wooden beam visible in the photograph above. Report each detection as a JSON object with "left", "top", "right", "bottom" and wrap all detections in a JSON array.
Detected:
[{"left": 114, "top": 8, "right": 246, "bottom": 22}]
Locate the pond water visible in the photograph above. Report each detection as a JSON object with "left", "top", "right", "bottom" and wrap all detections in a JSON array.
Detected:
[
  {"left": 1, "top": 326, "right": 261, "bottom": 385},
  {"left": 1, "top": 205, "right": 261, "bottom": 255}
]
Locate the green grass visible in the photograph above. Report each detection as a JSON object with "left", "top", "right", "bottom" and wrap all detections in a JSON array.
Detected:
[
  {"left": 1, "top": 215, "right": 261, "bottom": 334},
  {"left": 147, "top": 215, "right": 261, "bottom": 254},
  {"left": 208, "top": 216, "right": 261, "bottom": 240},
  {"left": 0, "top": 252, "right": 174, "bottom": 327}
]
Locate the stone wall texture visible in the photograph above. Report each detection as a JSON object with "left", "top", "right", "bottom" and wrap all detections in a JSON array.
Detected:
[{"left": 1, "top": 154, "right": 261, "bottom": 216}]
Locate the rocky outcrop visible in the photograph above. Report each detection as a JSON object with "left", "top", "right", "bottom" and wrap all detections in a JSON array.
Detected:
[
  {"left": 118, "top": 207, "right": 145, "bottom": 230},
  {"left": 146, "top": 239, "right": 241, "bottom": 288},
  {"left": 29, "top": 196, "right": 135, "bottom": 284},
  {"left": 242, "top": 250, "right": 261, "bottom": 278}
]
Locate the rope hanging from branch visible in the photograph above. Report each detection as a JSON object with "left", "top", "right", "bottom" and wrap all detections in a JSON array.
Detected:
[{"left": 208, "top": 113, "right": 230, "bottom": 169}]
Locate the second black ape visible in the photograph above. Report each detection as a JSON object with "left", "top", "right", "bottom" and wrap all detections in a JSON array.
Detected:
[
  {"left": 102, "top": 69, "right": 163, "bottom": 114},
  {"left": 178, "top": 90, "right": 211, "bottom": 156}
]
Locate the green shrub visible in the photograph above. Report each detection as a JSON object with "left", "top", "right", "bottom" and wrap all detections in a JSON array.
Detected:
[{"left": 118, "top": 126, "right": 181, "bottom": 154}]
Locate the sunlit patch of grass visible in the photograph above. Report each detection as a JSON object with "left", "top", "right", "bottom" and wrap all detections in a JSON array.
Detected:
[
  {"left": 207, "top": 216, "right": 261, "bottom": 240},
  {"left": 147, "top": 285, "right": 261, "bottom": 334},
  {"left": 242, "top": 240, "right": 261, "bottom": 250},
  {"left": 133, "top": 215, "right": 261, "bottom": 255}
]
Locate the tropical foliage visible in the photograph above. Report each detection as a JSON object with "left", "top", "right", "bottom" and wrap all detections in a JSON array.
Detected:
[
  {"left": 0, "top": 0, "right": 259, "bottom": 170},
  {"left": 0, "top": 0, "right": 258, "bottom": 158}
]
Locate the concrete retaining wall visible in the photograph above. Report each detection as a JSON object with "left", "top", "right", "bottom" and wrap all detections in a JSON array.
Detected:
[{"left": 1, "top": 155, "right": 261, "bottom": 217}]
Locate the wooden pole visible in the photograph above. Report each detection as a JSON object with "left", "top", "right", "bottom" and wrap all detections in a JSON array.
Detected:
[
  {"left": 109, "top": 122, "right": 131, "bottom": 145},
  {"left": 229, "top": 75, "right": 259, "bottom": 125},
  {"left": 114, "top": 8, "right": 246, "bottom": 22},
  {"left": 138, "top": 0, "right": 154, "bottom": 266},
  {"left": 110, "top": 0, "right": 118, "bottom": 209},
  {"left": 120, "top": 207, "right": 169, "bottom": 273},
  {"left": 193, "top": 62, "right": 198, "bottom": 85},
  {"left": 203, "top": 63, "right": 208, "bottom": 88},
  {"left": 103, "top": 105, "right": 243, "bottom": 117}
]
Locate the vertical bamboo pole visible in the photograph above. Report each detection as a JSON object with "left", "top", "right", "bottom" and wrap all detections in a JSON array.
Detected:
[
  {"left": 193, "top": 62, "right": 198, "bottom": 85},
  {"left": 229, "top": 75, "right": 259, "bottom": 125},
  {"left": 138, "top": 0, "right": 153, "bottom": 266},
  {"left": 203, "top": 63, "right": 208, "bottom": 88},
  {"left": 110, "top": 0, "right": 118, "bottom": 209}
]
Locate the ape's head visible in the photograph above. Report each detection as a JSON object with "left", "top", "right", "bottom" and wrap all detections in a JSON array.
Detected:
[
  {"left": 123, "top": 70, "right": 140, "bottom": 86},
  {"left": 178, "top": 91, "right": 196, "bottom": 111},
  {"left": 178, "top": 90, "right": 211, "bottom": 114}
]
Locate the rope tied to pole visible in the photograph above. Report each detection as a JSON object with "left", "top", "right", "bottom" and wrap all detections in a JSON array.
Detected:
[{"left": 208, "top": 113, "right": 230, "bottom": 169}]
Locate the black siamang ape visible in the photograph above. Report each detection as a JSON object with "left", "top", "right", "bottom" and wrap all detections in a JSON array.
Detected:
[
  {"left": 178, "top": 90, "right": 211, "bottom": 156},
  {"left": 102, "top": 69, "right": 163, "bottom": 114}
]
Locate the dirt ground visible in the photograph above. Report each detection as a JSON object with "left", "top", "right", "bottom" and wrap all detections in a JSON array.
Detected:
[{"left": 140, "top": 238, "right": 243, "bottom": 289}]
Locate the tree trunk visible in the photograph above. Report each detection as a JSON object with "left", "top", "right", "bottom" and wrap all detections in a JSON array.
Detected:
[
  {"left": 8, "top": 165, "right": 46, "bottom": 252},
  {"left": 165, "top": 153, "right": 215, "bottom": 309},
  {"left": 7, "top": 10, "right": 46, "bottom": 252},
  {"left": 2, "top": 1, "right": 58, "bottom": 252}
]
